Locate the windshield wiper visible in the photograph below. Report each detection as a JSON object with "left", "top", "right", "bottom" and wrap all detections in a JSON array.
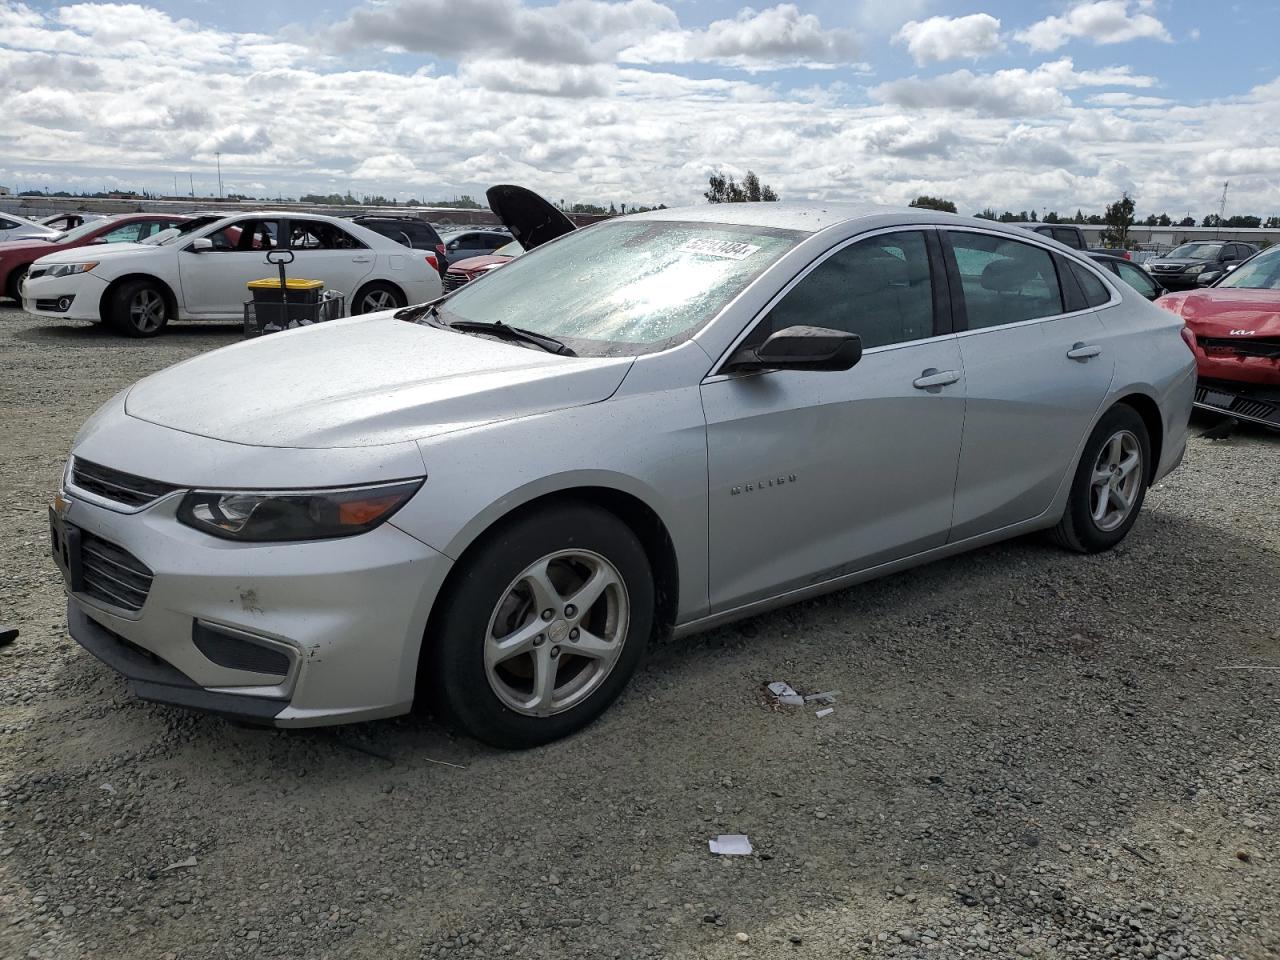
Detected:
[{"left": 447, "top": 320, "right": 576, "bottom": 356}]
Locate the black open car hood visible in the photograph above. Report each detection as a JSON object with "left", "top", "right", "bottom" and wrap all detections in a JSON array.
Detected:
[{"left": 485, "top": 184, "right": 577, "bottom": 251}]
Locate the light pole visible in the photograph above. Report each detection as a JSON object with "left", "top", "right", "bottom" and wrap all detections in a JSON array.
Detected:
[{"left": 216, "top": 152, "right": 224, "bottom": 199}]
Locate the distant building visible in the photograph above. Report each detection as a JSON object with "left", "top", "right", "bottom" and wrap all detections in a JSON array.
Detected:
[{"left": 0, "top": 186, "right": 11, "bottom": 196}]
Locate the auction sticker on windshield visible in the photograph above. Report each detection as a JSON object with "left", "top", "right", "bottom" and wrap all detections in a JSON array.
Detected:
[{"left": 679, "top": 237, "right": 762, "bottom": 260}]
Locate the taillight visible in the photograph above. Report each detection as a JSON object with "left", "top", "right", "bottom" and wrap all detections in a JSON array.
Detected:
[
  {"left": 1179, "top": 325, "right": 1197, "bottom": 354},
  {"left": 425, "top": 252, "right": 438, "bottom": 271}
]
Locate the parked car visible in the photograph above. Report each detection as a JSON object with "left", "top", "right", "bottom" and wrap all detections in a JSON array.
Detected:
[
  {"left": 1, "top": 214, "right": 188, "bottom": 303},
  {"left": 348, "top": 215, "right": 448, "bottom": 277},
  {"left": 50, "top": 205, "right": 1194, "bottom": 746},
  {"left": 22, "top": 211, "right": 442, "bottom": 336},
  {"left": 0, "top": 212, "right": 58, "bottom": 243},
  {"left": 1020, "top": 223, "right": 1131, "bottom": 260},
  {"left": 40, "top": 213, "right": 106, "bottom": 232},
  {"left": 1156, "top": 243, "right": 1280, "bottom": 430},
  {"left": 1087, "top": 251, "right": 1165, "bottom": 301},
  {"left": 442, "top": 185, "right": 576, "bottom": 291},
  {"left": 1146, "top": 241, "right": 1258, "bottom": 290},
  {"left": 439, "top": 228, "right": 513, "bottom": 264}
]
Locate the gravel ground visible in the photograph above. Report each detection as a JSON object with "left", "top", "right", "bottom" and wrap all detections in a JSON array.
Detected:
[{"left": 1, "top": 303, "right": 1277, "bottom": 960}]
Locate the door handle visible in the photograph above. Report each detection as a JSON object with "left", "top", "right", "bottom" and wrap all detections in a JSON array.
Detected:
[
  {"left": 1067, "top": 342, "right": 1102, "bottom": 361},
  {"left": 912, "top": 368, "right": 961, "bottom": 389},
  {"left": 351, "top": 256, "right": 373, "bottom": 263}
]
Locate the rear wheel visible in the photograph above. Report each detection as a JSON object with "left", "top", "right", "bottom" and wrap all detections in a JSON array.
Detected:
[
  {"left": 424, "top": 503, "right": 654, "bottom": 748},
  {"left": 107, "top": 279, "right": 168, "bottom": 337},
  {"left": 6, "top": 265, "right": 28, "bottom": 304},
  {"left": 1050, "top": 404, "right": 1150, "bottom": 553},
  {"left": 352, "top": 281, "right": 405, "bottom": 315}
]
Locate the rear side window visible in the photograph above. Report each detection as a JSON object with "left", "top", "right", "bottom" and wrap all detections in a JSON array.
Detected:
[
  {"left": 1052, "top": 227, "right": 1085, "bottom": 250},
  {"left": 947, "top": 231, "right": 1064, "bottom": 329},
  {"left": 765, "top": 230, "right": 937, "bottom": 349},
  {"left": 1115, "top": 261, "right": 1159, "bottom": 299},
  {"left": 0, "top": 217, "right": 16, "bottom": 229},
  {"left": 358, "top": 220, "right": 439, "bottom": 249},
  {"left": 1069, "top": 262, "right": 1111, "bottom": 307},
  {"left": 289, "top": 219, "right": 364, "bottom": 250}
]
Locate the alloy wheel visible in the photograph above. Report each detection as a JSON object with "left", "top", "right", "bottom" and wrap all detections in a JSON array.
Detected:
[
  {"left": 483, "top": 549, "right": 630, "bottom": 717},
  {"left": 1089, "top": 429, "right": 1142, "bottom": 532},
  {"left": 129, "top": 289, "right": 165, "bottom": 333},
  {"left": 360, "top": 289, "right": 395, "bottom": 313}
]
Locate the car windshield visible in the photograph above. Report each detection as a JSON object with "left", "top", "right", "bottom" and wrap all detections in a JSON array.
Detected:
[
  {"left": 1167, "top": 243, "right": 1222, "bottom": 260},
  {"left": 439, "top": 219, "right": 802, "bottom": 357},
  {"left": 493, "top": 240, "right": 522, "bottom": 257},
  {"left": 1216, "top": 246, "right": 1280, "bottom": 289}
]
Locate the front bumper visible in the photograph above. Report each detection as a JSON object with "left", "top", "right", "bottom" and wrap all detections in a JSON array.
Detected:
[
  {"left": 1193, "top": 378, "right": 1280, "bottom": 429},
  {"left": 1147, "top": 270, "right": 1206, "bottom": 289},
  {"left": 56, "top": 486, "right": 454, "bottom": 726},
  {"left": 22, "top": 271, "right": 107, "bottom": 321}
]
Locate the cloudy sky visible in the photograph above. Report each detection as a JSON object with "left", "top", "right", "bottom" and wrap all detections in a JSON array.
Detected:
[{"left": 2, "top": 0, "right": 1279, "bottom": 217}]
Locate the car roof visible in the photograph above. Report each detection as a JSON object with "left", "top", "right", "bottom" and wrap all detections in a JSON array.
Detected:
[{"left": 440, "top": 227, "right": 510, "bottom": 236}]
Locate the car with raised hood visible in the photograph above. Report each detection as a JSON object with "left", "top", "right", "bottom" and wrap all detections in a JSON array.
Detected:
[
  {"left": 0, "top": 211, "right": 59, "bottom": 243},
  {"left": 51, "top": 203, "right": 1194, "bottom": 747},
  {"left": 1146, "top": 241, "right": 1258, "bottom": 290},
  {"left": 1, "top": 213, "right": 187, "bottom": 304},
  {"left": 1157, "top": 243, "right": 1280, "bottom": 430},
  {"left": 441, "top": 185, "right": 576, "bottom": 291},
  {"left": 22, "top": 211, "right": 442, "bottom": 336}
]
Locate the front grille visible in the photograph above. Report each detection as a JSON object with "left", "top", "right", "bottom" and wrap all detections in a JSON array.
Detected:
[
  {"left": 1194, "top": 385, "right": 1280, "bottom": 425},
  {"left": 442, "top": 272, "right": 471, "bottom": 292},
  {"left": 79, "top": 532, "right": 153, "bottom": 612},
  {"left": 71, "top": 458, "right": 179, "bottom": 508},
  {"left": 193, "top": 622, "right": 292, "bottom": 677},
  {"left": 1198, "top": 336, "right": 1280, "bottom": 359}
]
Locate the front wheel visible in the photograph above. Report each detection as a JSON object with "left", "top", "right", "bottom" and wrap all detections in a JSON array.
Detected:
[
  {"left": 107, "top": 279, "right": 168, "bottom": 337},
  {"left": 424, "top": 503, "right": 654, "bottom": 748},
  {"left": 1050, "top": 404, "right": 1151, "bottom": 553},
  {"left": 6, "top": 264, "right": 28, "bottom": 304},
  {"left": 352, "top": 281, "right": 405, "bottom": 315}
]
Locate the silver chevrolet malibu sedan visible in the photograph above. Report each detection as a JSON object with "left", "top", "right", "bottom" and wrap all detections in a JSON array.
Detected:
[{"left": 51, "top": 203, "right": 1196, "bottom": 747}]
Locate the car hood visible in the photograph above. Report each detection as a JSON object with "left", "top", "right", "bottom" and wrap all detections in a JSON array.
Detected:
[
  {"left": 1147, "top": 257, "right": 1209, "bottom": 269},
  {"left": 123, "top": 313, "right": 634, "bottom": 448},
  {"left": 33, "top": 242, "right": 155, "bottom": 265},
  {"left": 448, "top": 254, "right": 512, "bottom": 274},
  {"left": 486, "top": 184, "right": 577, "bottom": 251},
  {"left": 0, "top": 237, "right": 68, "bottom": 258},
  {"left": 1157, "top": 288, "right": 1280, "bottom": 336}
]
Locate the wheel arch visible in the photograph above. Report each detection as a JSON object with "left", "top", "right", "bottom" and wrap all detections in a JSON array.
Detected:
[
  {"left": 414, "top": 483, "right": 681, "bottom": 702},
  {"left": 1112, "top": 391, "right": 1164, "bottom": 483},
  {"left": 353, "top": 277, "right": 407, "bottom": 312},
  {"left": 99, "top": 273, "right": 178, "bottom": 323}
]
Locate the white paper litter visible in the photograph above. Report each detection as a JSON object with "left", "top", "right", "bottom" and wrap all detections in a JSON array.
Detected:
[
  {"left": 815, "top": 707, "right": 834, "bottom": 719},
  {"left": 164, "top": 856, "right": 198, "bottom": 872},
  {"left": 803, "top": 690, "right": 840, "bottom": 704},
  {"left": 709, "top": 834, "right": 754, "bottom": 856},
  {"left": 767, "top": 681, "right": 805, "bottom": 706}
]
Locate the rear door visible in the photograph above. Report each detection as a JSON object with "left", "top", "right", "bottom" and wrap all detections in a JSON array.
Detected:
[
  {"left": 284, "top": 218, "right": 374, "bottom": 298},
  {"left": 942, "top": 229, "right": 1115, "bottom": 541},
  {"left": 178, "top": 218, "right": 281, "bottom": 316},
  {"left": 702, "top": 228, "right": 966, "bottom": 611}
]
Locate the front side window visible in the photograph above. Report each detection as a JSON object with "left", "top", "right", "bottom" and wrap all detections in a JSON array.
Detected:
[
  {"left": 99, "top": 222, "right": 145, "bottom": 243},
  {"left": 948, "top": 231, "right": 1063, "bottom": 329},
  {"left": 205, "top": 219, "right": 279, "bottom": 252},
  {"left": 440, "top": 219, "right": 800, "bottom": 356},
  {"left": 763, "top": 231, "right": 937, "bottom": 349}
]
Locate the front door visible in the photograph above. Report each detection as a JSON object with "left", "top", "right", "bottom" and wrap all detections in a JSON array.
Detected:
[
  {"left": 178, "top": 218, "right": 281, "bottom": 317},
  {"left": 941, "top": 229, "right": 1115, "bottom": 541},
  {"left": 701, "top": 228, "right": 966, "bottom": 613}
]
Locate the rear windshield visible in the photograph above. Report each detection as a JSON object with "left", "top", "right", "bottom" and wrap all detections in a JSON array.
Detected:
[{"left": 440, "top": 220, "right": 802, "bottom": 356}]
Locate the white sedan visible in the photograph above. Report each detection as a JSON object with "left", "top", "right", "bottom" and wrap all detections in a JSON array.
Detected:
[
  {"left": 0, "top": 211, "right": 59, "bottom": 242},
  {"left": 22, "top": 211, "right": 443, "bottom": 336}
]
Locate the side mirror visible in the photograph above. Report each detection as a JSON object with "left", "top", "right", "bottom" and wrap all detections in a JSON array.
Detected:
[
  {"left": 188, "top": 237, "right": 214, "bottom": 253},
  {"left": 1225, "top": 263, "right": 1239, "bottom": 272},
  {"left": 728, "top": 325, "right": 863, "bottom": 373}
]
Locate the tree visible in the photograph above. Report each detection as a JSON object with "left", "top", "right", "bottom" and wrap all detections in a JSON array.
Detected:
[
  {"left": 1178, "top": 216, "right": 1195, "bottom": 227},
  {"left": 1043, "top": 211, "right": 1060, "bottom": 223},
  {"left": 974, "top": 208, "right": 999, "bottom": 220},
  {"left": 1072, "top": 209, "right": 1086, "bottom": 224},
  {"left": 706, "top": 169, "right": 777, "bottom": 203},
  {"left": 1226, "top": 214, "right": 1261, "bottom": 228},
  {"left": 1157, "top": 213, "right": 1172, "bottom": 227},
  {"left": 1265, "top": 216, "right": 1280, "bottom": 229},
  {"left": 1143, "top": 214, "right": 1158, "bottom": 227},
  {"left": 1101, "top": 192, "right": 1135, "bottom": 247},
  {"left": 908, "top": 195, "right": 957, "bottom": 213}
]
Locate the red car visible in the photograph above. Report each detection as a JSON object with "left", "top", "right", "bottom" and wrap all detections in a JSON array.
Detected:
[
  {"left": 1157, "top": 245, "right": 1280, "bottom": 430},
  {"left": 0, "top": 213, "right": 188, "bottom": 303}
]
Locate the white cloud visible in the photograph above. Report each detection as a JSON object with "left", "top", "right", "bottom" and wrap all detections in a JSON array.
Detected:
[
  {"left": 620, "top": 4, "right": 861, "bottom": 71},
  {"left": 1015, "top": 1, "right": 1172, "bottom": 53},
  {"left": 894, "top": 14, "right": 1004, "bottom": 66},
  {"left": 873, "top": 58, "right": 1156, "bottom": 118}
]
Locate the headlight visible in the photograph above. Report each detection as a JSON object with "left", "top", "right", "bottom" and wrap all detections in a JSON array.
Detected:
[
  {"left": 44, "top": 262, "right": 99, "bottom": 278},
  {"left": 1183, "top": 263, "right": 1207, "bottom": 273},
  {"left": 176, "top": 479, "right": 422, "bottom": 542}
]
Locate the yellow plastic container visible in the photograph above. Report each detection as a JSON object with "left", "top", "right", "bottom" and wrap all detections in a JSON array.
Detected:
[{"left": 246, "top": 278, "right": 325, "bottom": 292}]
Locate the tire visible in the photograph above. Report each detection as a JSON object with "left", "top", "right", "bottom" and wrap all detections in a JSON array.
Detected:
[
  {"left": 1050, "top": 404, "right": 1151, "bottom": 554},
  {"left": 352, "top": 281, "right": 406, "bottom": 315},
  {"left": 424, "top": 503, "right": 654, "bottom": 749},
  {"left": 107, "top": 279, "right": 168, "bottom": 337},
  {"left": 6, "top": 265, "right": 28, "bottom": 304}
]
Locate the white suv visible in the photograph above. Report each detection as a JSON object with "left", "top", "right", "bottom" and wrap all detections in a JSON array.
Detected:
[{"left": 22, "top": 211, "right": 442, "bottom": 336}]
